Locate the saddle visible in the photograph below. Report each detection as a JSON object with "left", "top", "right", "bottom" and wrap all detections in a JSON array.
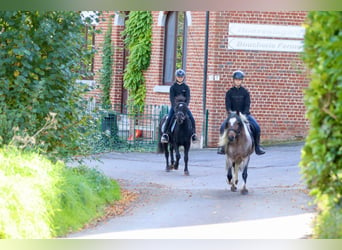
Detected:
[{"left": 161, "top": 115, "right": 177, "bottom": 133}]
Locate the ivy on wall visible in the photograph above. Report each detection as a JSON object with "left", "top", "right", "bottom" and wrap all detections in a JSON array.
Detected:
[
  {"left": 122, "top": 11, "right": 152, "bottom": 112},
  {"left": 99, "top": 18, "right": 114, "bottom": 109}
]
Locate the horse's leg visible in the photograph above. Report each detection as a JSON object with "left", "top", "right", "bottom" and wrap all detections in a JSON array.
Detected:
[
  {"left": 230, "top": 162, "right": 239, "bottom": 192},
  {"left": 170, "top": 143, "right": 175, "bottom": 170},
  {"left": 164, "top": 143, "right": 171, "bottom": 172},
  {"left": 226, "top": 157, "right": 237, "bottom": 191},
  {"left": 227, "top": 166, "right": 233, "bottom": 184},
  {"left": 174, "top": 145, "right": 181, "bottom": 170},
  {"left": 183, "top": 143, "right": 190, "bottom": 176},
  {"left": 241, "top": 157, "right": 250, "bottom": 195}
]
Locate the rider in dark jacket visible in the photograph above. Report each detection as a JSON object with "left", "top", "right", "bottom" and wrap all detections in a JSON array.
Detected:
[
  {"left": 218, "top": 70, "right": 265, "bottom": 155},
  {"left": 161, "top": 69, "right": 198, "bottom": 143}
]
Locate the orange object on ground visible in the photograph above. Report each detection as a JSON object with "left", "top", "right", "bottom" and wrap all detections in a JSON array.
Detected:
[{"left": 128, "top": 129, "right": 143, "bottom": 140}]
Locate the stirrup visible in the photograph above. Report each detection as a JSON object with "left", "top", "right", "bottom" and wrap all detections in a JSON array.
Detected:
[
  {"left": 191, "top": 133, "right": 198, "bottom": 142},
  {"left": 217, "top": 146, "right": 225, "bottom": 155},
  {"left": 161, "top": 133, "right": 169, "bottom": 143}
]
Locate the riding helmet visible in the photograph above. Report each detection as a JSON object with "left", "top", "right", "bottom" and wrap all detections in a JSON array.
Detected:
[
  {"left": 232, "top": 70, "right": 245, "bottom": 79},
  {"left": 175, "top": 69, "right": 186, "bottom": 78}
]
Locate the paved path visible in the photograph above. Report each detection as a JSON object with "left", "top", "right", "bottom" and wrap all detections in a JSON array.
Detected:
[{"left": 68, "top": 142, "right": 316, "bottom": 239}]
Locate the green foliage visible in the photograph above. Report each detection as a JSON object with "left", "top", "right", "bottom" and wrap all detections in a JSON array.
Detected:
[
  {"left": 81, "top": 111, "right": 123, "bottom": 154},
  {"left": 122, "top": 11, "right": 152, "bottom": 111},
  {"left": 312, "top": 194, "right": 342, "bottom": 238},
  {"left": 300, "top": 11, "right": 342, "bottom": 238},
  {"left": 100, "top": 18, "right": 114, "bottom": 109},
  {"left": 0, "top": 146, "right": 61, "bottom": 238},
  {"left": 0, "top": 146, "right": 120, "bottom": 238},
  {"left": 0, "top": 11, "right": 95, "bottom": 161},
  {"left": 52, "top": 164, "right": 120, "bottom": 236}
]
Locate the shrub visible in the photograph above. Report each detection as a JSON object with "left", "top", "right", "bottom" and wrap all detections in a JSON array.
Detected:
[
  {"left": 0, "top": 11, "right": 96, "bottom": 161},
  {"left": 300, "top": 11, "right": 342, "bottom": 238}
]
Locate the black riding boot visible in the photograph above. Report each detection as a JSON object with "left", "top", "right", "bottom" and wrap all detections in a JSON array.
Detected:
[
  {"left": 190, "top": 115, "right": 198, "bottom": 142},
  {"left": 161, "top": 117, "right": 170, "bottom": 143},
  {"left": 254, "top": 133, "right": 265, "bottom": 155},
  {"left": 217, "top": 146, "right": 225, "bottom": 154},
  {"left": 192, "top": 132, "right": 198, "bottom": 142}
]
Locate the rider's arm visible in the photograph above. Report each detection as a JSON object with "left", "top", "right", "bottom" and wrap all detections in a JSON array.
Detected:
[
  {"left": 186, "top": 85, "right": 191, "bottom": 106},
  {"left": 225, "top": 90, "right": 232, "bottom": 113},
  {"left": 169, "top": 85, "right": 176, "bottom": 108},
  {"left": 243, "top": 90, "right": 251, "bottom": 114}
]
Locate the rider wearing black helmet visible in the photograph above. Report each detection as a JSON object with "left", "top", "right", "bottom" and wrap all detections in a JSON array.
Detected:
[
  {"left": 160, "top": 69, "right": 198, "bottom": 143},
  {"left": 218, "top": 70, "right": 265, "bottom": 155}
]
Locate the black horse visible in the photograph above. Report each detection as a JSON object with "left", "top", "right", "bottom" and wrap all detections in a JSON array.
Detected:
[{"left": 158, "top": 97, "right": 193, "bottom": 175}]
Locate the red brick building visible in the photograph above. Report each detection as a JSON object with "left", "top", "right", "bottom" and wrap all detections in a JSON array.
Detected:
[{"left": 87, "top": 11, "right": 310, "bottom": 148}]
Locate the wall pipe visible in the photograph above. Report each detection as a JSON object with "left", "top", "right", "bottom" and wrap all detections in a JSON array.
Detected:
[{"left": 202, "top": 11, "right": 209, "bottom": 147}]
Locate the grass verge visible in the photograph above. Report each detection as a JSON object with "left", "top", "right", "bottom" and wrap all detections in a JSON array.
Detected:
[{"left": 0, "top": 146, "right": 121, "bottom": 238}]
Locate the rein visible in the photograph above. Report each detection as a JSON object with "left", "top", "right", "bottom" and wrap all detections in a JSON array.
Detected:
[
  {"left": 227, "top": 113, "right": 243, "bottom": 138},
  {"left": 228, "top": 128, "right": 240, "bottom": 136},
  {"left": 175, "top": 102, "right": 188, "bottom": 122}
]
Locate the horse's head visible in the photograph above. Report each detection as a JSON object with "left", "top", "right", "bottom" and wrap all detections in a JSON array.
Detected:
[
  {"left": 174, "top": 102, "right": 188, "bottom": 124},
  {"left": 225, "top": 111, "right": 243, "bottom": 142}
]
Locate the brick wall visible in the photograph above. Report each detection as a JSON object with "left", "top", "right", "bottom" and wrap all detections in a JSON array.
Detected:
[
  {"left": 204, "top": 11, "right": 309, "bottom": 147},
  {"left": 90, "top": 11, "right": 310, "bottom": 148},
  {"left": 86, "top": 11, "right": 126, "bottom": 110}
]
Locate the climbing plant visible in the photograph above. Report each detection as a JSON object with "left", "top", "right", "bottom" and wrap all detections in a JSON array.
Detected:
[
  {"left": 99, "top": 17, "right": 114, "bottom": 109},
  {"left": 122, "top": 11, "right": 152, "bottom": 112}
]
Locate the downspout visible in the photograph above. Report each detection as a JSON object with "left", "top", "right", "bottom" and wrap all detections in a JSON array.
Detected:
[{"left": 202, "top": 11, "right": 209, "bottom": 147}]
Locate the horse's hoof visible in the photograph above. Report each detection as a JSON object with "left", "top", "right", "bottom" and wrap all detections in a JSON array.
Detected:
[
  {"left": 231, "top": 186, "right": 237, "bottom": 192},
  {"left": 184, "top": 171, "right": 190, "bottom": 176},
  {"left": 166, "top": 168, "right": 170, "bottom": 172},
  {"left": 226, "top": 179, "right": 232, "bottom": 185},
  {"left": 241, "top": 189, "right": 248, "bottom": 195}
]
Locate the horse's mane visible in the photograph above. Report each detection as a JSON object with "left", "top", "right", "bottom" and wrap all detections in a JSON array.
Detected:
[{"left": 238, "top": 112, "right": 249, "bottom": 125}]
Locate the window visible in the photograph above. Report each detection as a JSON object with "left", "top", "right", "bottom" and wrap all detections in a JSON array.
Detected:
[
  {"left": 163, "top": 12, "right": 188, "bottom": 85},
  {"left": 80, "top": 24, "right": 96, "bottom": 80},
  {"left": 80, "top": 11, "right": 98, "bottom": 80}
]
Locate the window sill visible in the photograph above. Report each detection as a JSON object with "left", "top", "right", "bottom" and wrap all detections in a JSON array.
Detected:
[
  {"left": 76, "top": 79, "right": 96, "bottom": 88},
  {"left": 153, "top": 85, "right": 170, "bottom": 93}
]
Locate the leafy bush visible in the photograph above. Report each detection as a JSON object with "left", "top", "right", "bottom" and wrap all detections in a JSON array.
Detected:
[
  {"left": 0, "top": 146, "right": 120, "bottom": 238},
  {"left": 0, "top": 11, "right": 95, "bottom": 161},
  {"left": 300, "top": 11, "right": 342, "bottom": 238}
]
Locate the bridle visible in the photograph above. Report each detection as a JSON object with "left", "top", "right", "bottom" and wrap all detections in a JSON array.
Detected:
[
  {"left": 228, "top": 127, "right": 241, "bottom": 136},
  {"left": 175, "top": 102, "right": 188, "bottom": 124},
  {"left": 227, "top": 114, "right": 242, "bottom": 138}
]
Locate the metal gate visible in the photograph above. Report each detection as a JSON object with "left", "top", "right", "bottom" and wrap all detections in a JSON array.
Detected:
[{"left": 87, "top": 104, "right": 169, "bottom": 153}]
